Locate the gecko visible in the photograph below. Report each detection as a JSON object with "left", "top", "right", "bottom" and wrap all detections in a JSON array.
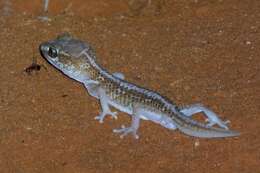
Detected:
[{"left": 40, "top": 33, "right": 239, "bottom": 139}]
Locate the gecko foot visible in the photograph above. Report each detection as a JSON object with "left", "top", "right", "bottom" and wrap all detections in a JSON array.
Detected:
[
  {"left": 205, "top": 118, "right": 230, "bottom": 130},
  {"left": 113, "top": 125, "right": 139, "bottom": 139},
  {"left": 95, "top": 111, "right": 118, "bottom": 123}
]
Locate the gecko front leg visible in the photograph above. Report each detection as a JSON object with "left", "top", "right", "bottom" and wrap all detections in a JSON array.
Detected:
[
  {"left": 94, "top": 87, "right": 118, "bottom": 123},
  {"left": 83, "top": 79, "right": 100, "bottom": 98},
  {"left": 83, "top": 80, "right": 117, "bottom": 123}
]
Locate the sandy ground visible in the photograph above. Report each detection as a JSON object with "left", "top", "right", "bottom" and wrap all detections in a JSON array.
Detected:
[{"left": 0, "top": 0, "right": 259, "bottom": 172}]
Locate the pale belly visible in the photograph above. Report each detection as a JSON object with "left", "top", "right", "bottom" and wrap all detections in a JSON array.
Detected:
[{"left": 108, "top": 99, "right": 177, "bottom": 130}]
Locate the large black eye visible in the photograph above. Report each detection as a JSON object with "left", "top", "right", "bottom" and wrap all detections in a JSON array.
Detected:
[{"left": 48, "top": 47, "right": 58, "bottom": 58}]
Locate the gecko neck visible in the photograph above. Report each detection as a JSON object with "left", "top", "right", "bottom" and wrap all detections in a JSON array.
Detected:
[{"left": 81, "top": 49, "right": 119, "bottom": 83}]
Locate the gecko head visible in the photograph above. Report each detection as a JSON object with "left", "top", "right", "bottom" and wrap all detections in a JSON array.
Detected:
[{"left": 40, "top": 33, "right": 96, "bottom": 81}]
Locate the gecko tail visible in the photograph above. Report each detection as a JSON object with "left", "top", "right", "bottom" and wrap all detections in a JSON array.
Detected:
[
  {"left": 178, "top": 125, "right": 240, "bottom": 138},
  {"left": 174, "top": 112, "right": 240, "bottom": 138}
]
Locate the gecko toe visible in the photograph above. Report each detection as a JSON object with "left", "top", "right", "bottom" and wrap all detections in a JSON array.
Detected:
[
  {"left": 110, "top": 111, "right": 118, "bottom": 119},
  {"left": 94, "top": 116, "right": 104, "bottom": 123},
  {"left": 113, "top": 126, "right": 139, "bottom": 139}
]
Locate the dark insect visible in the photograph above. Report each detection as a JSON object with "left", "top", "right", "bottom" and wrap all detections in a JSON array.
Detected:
[{"left": 24, "top": 57, "right": 46, "bottom": 75}]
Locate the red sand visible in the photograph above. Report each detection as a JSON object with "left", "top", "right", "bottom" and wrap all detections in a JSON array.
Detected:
[{"left": 0, "top": 0, "right": 259, "bottom": 172}]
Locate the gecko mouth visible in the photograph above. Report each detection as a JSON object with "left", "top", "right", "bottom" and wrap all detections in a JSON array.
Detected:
[{"left": 39, "top": 43, "right": 50, "bottom": 59}]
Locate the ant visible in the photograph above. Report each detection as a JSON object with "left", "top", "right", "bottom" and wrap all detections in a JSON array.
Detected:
[{"left": 24, "top": 56, "right": 46, "bottom": 75}]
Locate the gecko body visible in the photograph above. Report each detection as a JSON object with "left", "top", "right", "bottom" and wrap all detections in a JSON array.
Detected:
[{"left": 40, "top": 33, "right": 239, "bottom": 139}]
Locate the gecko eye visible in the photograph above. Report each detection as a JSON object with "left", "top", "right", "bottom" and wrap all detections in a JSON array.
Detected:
[{"left": 48, "top": 47, "right": 58, "bottom": 58}]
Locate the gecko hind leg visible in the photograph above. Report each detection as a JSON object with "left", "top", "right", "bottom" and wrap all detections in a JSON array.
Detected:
[
  {"left": 95, "top": 88, "right": 118, "bottom": 123},
  {"left": 113, "top": 106, "right": 141, "bottom": 139},
  {"left": 179, "top": 103, "right": 230, "bottom": 130}
]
